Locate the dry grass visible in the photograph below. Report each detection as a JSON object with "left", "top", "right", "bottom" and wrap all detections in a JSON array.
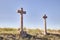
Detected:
[{"left": 0, "top": 28, "right": 60, "bottom": 40}]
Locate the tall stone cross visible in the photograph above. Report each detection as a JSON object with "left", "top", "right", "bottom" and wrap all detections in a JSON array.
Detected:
[
  {"left": 17, "top": 8, "right": 26, "bottom": 32},
  {"left": 43, "top": 14, "right": 47, "bottom": 35}
]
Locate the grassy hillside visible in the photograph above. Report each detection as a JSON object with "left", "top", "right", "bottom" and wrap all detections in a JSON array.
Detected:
[
  {"left": 0, "top": 28, "right": 18, "bottom": 34},
  {"left": 0, "top": 28, "right": 60, "bottom": 40},
  {"left": 0, "top": 28, "right": 60, "bottom": 34}
]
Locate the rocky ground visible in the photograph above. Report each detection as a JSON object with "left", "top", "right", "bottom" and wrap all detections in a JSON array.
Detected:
[{"left": 0, "top": 33, "right": 60, "bottom": 40}]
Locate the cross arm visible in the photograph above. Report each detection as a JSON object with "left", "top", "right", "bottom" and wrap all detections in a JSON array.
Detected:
[{"left": 17, "top": 10, "right": 26, "bottom": 14}]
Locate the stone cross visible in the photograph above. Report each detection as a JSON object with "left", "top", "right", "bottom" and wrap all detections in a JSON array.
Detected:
[
  {"left": 17, "top": 8, "right": 26, "bottom": 32},
  {"left": 43, "top": 14, "right": 47, "bottom": 35}
]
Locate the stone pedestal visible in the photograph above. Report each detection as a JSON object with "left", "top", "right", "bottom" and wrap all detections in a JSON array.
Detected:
[{"left": 20, "top": 31, "right": 27, "bottom": 37}]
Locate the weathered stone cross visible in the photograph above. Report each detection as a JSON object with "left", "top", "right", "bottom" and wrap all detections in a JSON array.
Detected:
[
  {"left": 17, "top": 8, "right": 26, "bottom": 32},
  {"left": 43, "top": 14, "right": 47, "bottom": 35}
]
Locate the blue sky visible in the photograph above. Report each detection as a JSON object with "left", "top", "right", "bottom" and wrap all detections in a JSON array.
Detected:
[{"left": 0, "top": 0, "right": 60, "bottom": 29}]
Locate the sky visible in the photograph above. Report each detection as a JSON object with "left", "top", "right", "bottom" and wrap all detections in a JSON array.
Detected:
[{"left": 0, "top": 0, "right": 60, "bottom": 30}]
